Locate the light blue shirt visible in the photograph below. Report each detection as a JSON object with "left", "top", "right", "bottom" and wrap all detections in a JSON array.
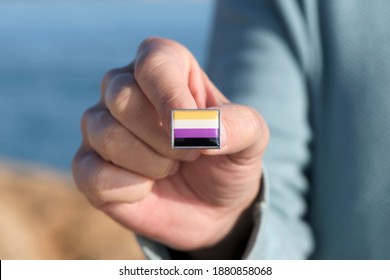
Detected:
[{"left": 138, "top": 0, "right": 390, "bottom": 259}]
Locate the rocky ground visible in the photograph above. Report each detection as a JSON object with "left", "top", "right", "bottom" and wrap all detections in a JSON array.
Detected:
[{"left": 0, "top": 160, "right": 144, "bottom": 259}]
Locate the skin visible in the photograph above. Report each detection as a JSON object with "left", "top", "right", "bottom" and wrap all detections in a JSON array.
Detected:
[{"left": 72, "top": 37, "right": 269, "bottom": 259}]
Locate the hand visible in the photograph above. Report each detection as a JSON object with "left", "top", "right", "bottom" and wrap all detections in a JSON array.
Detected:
[{"left": 72, "top": 37, "right": 269, "bottom": 258}]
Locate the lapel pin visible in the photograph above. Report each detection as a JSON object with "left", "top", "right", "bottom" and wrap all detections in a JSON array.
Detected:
[{"left": 171, "top": 109, "right": 221, "bottom": 149}]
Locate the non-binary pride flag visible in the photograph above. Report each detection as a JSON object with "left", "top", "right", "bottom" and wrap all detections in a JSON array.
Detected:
[{"left": 171, "top": 109, "right": 220, "bottom": 149}]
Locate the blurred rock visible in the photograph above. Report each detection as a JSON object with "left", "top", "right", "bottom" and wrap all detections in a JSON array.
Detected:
[{"left": 0, "top": 160, "right": 144, "bottom": 260}]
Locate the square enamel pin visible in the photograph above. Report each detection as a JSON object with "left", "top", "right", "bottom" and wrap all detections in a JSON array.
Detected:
[{"left": 171, "top": 109, "right": 221, "bottom": 149}]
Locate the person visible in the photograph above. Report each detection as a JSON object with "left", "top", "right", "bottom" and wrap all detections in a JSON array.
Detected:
[{"left": 72, "top": 0, "right": 390, "bottom": 259}]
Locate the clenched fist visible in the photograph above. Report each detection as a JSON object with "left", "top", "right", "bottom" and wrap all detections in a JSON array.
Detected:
[{"left": 72, "top": 38, "right": 269, "bottom": 259}]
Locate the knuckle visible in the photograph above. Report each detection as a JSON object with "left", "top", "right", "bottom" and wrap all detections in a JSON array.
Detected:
[
  {"left": 139, "top": 36, "right": 164, "bottom": 49},
  {"left": 81, "top": 106, "right": 98, "bottom": 136},
  {"left": 102, "top": 67, "right": 125, "bottom": 83},
  {"left": 89, "top": 163, "right": 111, "bottom": 201},
  {"left": 71, "top": 150, "right": 85, "bottom": 190},
  {"left": 135, "top": 37, "right": 183, "bottom": 80},
  {"left": 112, "top": 88, "right": 130, "bottom": 118},
  {"left": 106, "top": 75, "right": 149, "bottom": 124},
  {"left": 101, "top": 68, "right": 119, "bottom": 90},
  {"left": 72, "top": 152, "right": 109, "bottom": 203},
  {"left": 100, "top": 121, "right": 121, "bottom": 157},
  {"left": 135, "top": 37, "right": 190, "bottom": 82},
  {"left": 140, "top": 37, "right": 188, "bottom": 58},
  {"left": 134, "top": 50, "right": 166, "bottom": 81},
  {"left": 139, "top": 36, "right": 176, "bottom": 53},
  {"left": 88, "top": 110, "right": 122, "bottom": 158},
  {"left": 106, "top": 75, "right": 135, "bottom": 118}
]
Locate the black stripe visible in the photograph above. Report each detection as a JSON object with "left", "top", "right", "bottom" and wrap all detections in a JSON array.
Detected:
[{"left": 174, "top": 138, "right": 220, "bottom": 148}]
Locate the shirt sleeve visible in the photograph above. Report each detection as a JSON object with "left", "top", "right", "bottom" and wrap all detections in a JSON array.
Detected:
[{"left": 207, "top": 0, "right": 317, "bottom": 259}]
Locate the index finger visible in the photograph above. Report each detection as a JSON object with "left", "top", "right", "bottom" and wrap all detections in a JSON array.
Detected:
[{"left": 134, "top": 37, "right": 198, "bottom": 131}]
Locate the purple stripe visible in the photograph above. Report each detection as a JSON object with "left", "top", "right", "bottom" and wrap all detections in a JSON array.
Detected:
[{"left": 174, "top": 128, "right": 219, "bottom": 138}]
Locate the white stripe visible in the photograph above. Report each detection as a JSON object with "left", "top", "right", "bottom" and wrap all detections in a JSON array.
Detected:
[{"left": 173, "top": 119, "right": 219, "bottom": 129}]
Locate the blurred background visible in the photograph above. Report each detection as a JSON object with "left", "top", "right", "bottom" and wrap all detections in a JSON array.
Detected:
[{"left": 0, "top": 0, "right": 214, "bottom": 259}]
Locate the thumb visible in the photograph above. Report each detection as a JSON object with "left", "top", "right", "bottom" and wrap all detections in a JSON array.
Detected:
[{"left": 203, "top": 103, "right": 269, "bottom": 159}]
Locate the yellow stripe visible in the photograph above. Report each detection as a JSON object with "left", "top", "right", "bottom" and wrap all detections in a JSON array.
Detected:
[{"left": 173, "top": 110, "right": 219, "bottom": 120}]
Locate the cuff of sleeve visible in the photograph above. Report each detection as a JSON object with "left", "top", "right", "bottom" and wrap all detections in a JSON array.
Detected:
[
  {"left": 136, "top": 235, "right": 171, "bottom": 260},
  {"left": 241, "top": 166, "right": 269, "bottom": 259}
]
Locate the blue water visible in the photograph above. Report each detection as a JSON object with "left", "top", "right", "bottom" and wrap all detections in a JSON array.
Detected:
[{"left": 0, "top": 1, "right": 214, "bottom": 170}]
